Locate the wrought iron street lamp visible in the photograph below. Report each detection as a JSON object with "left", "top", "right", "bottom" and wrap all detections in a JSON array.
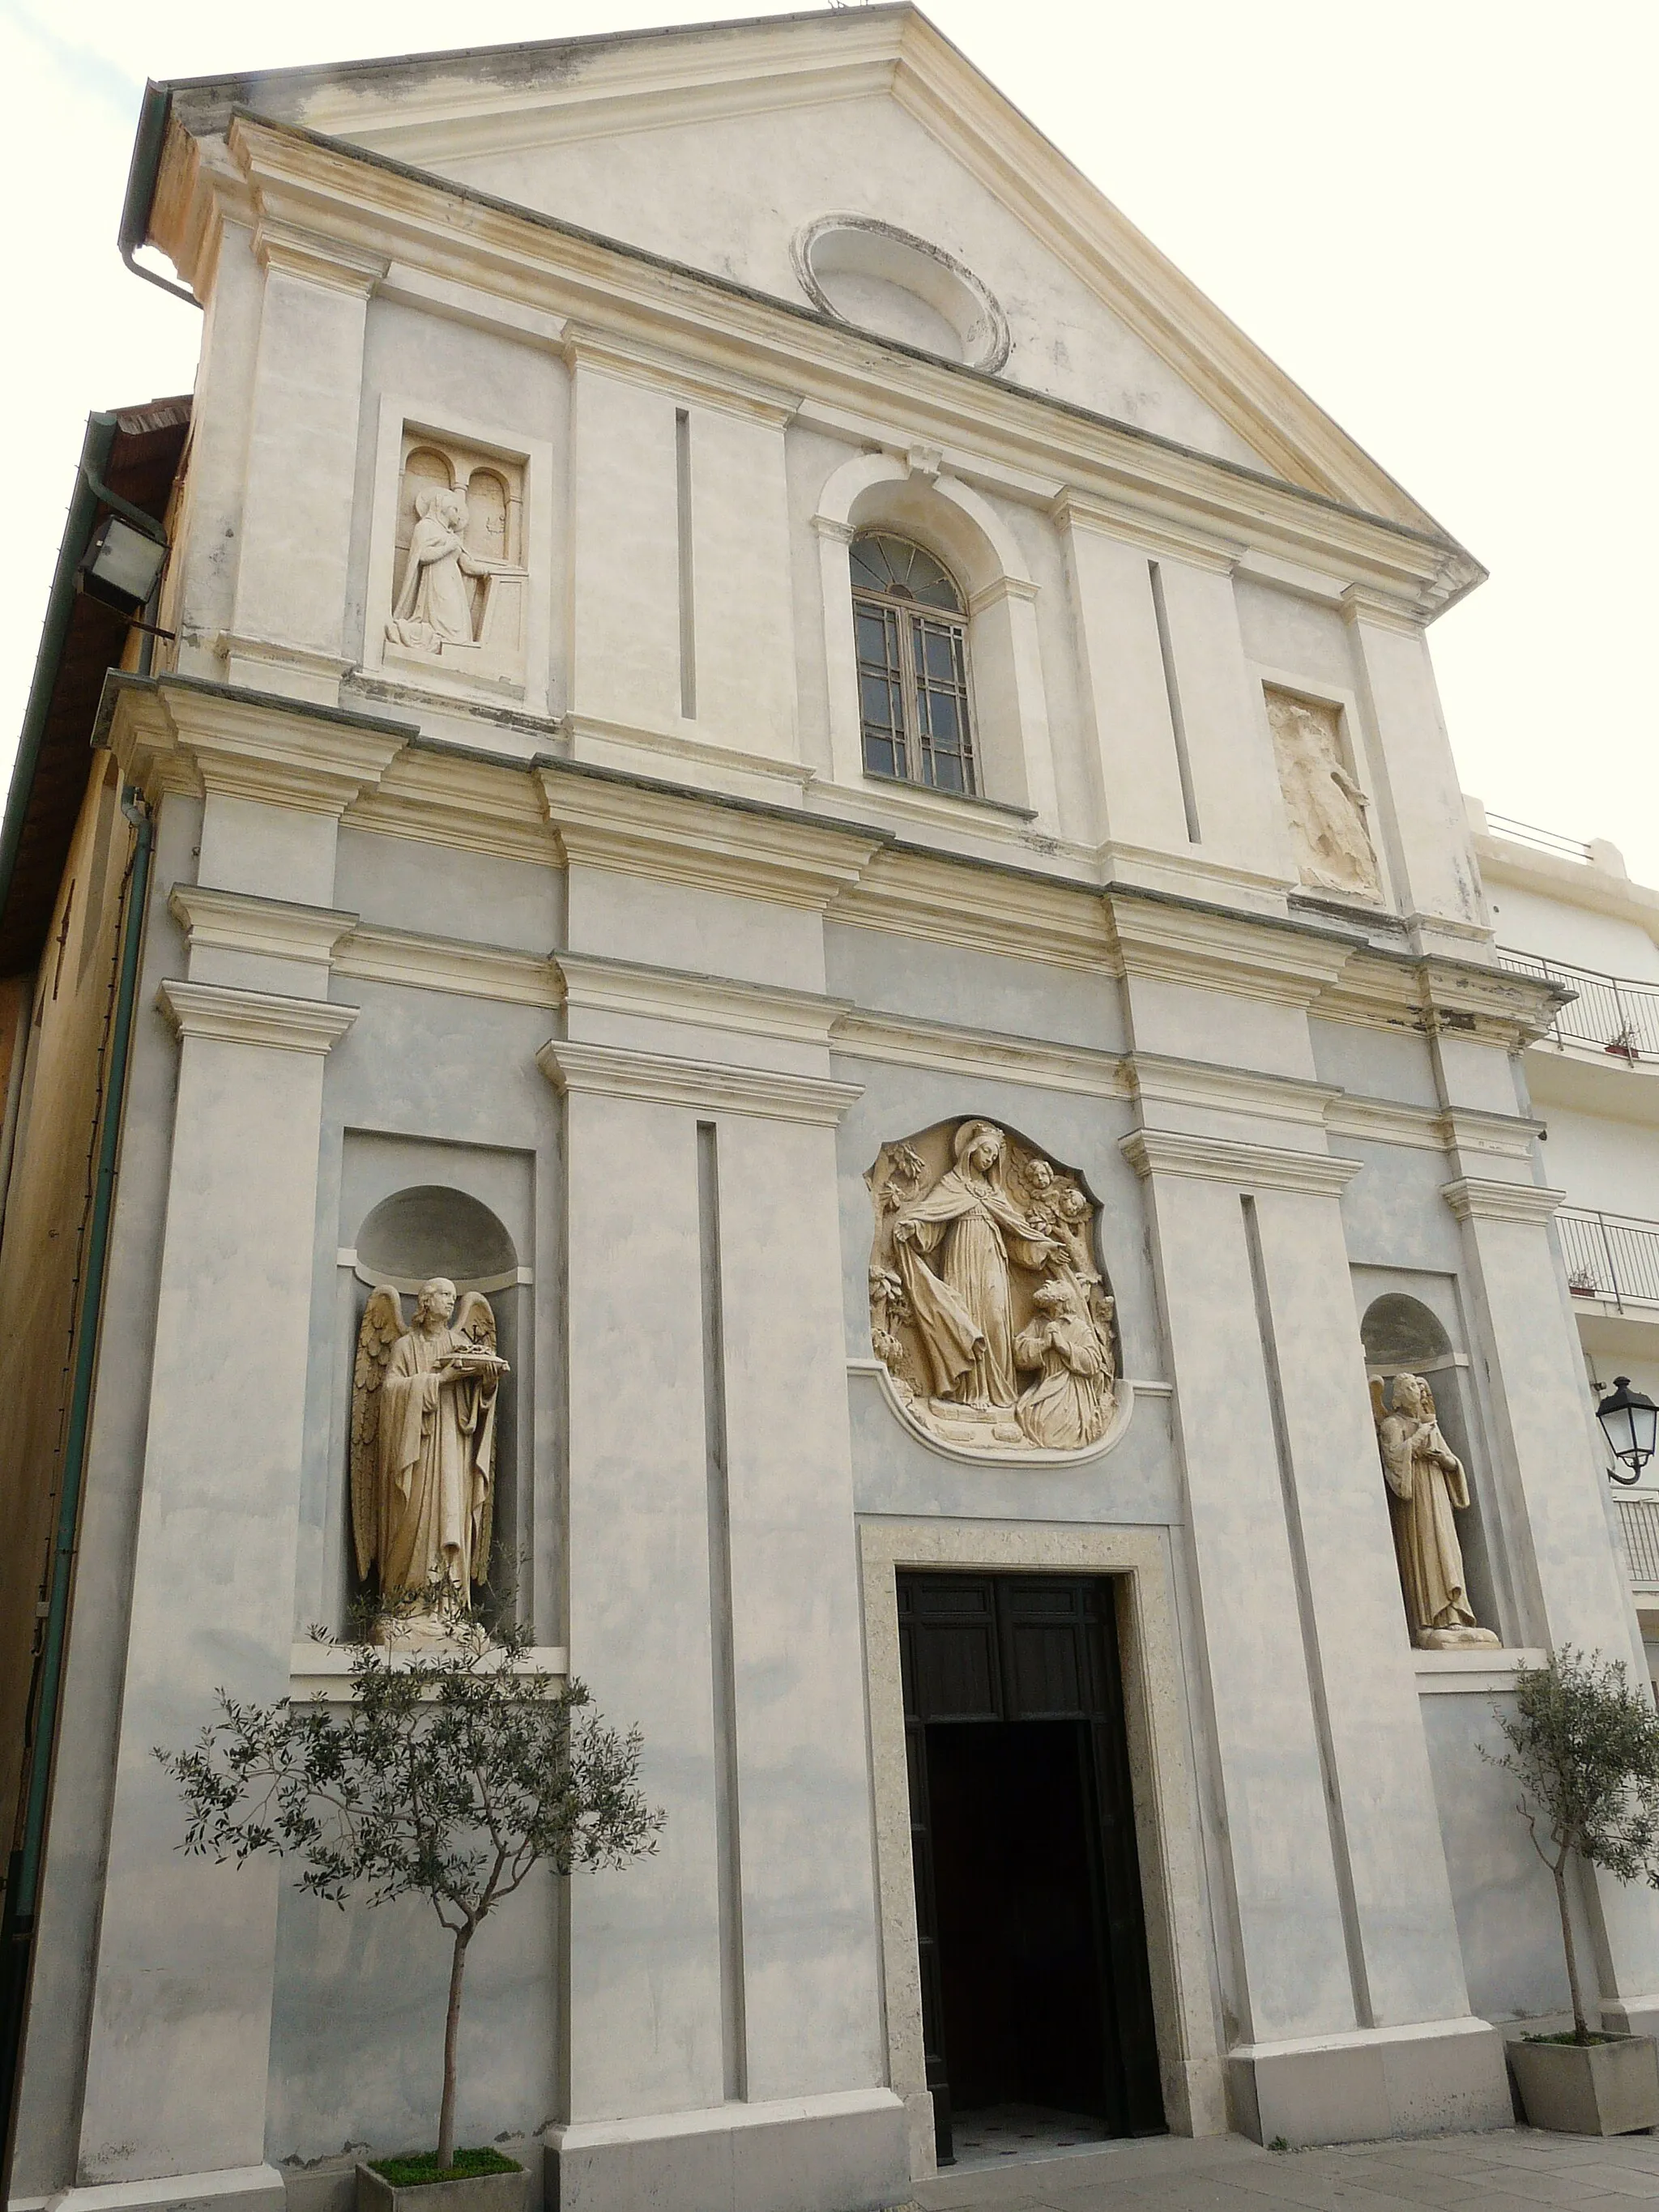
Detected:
[{"left": 1597, "top": 1375, "right": 1659, "bottom": 1486}]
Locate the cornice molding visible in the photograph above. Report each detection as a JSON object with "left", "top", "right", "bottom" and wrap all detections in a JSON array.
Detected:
[
  {"left": 1308, "top": 946, "right": 1567, "bottom": 1046},
  {"left": 156, "top": 978, "right": 360, "bottom": 1055},
  {"left": 832, "top": 1007, "right": 1127, "bottom": 1097},
  {"left": 832, "top": 846, "right": 1115, "bottom": 972},
  {"left": 252, "top": 213, "right": 387, "bottom": 293},
  {"left": 1107, "top": 893, "right": 1354, "bottom": 1008},
  {"left": 562, "top": 322, "right": 800, "bottom": 425},
  {"left": 168, "top": 883, "right": 359, "bottom": 966},
  {"left": 108, "top": 676, "right": 412, "bottom": 816},
  {"left": 1050, "top": 489, "right": 1243, "bottom": 576},
  {"left": 537, "top": 1038, "right": 862, "bottom": 1124},
  {"left": 1125, "top": 1053, "right": 1338, "bottom": 1128},
  {"left": 1325, "top": 1094, "right": 1543, "bottom": 1161},
  {"left": 557, "top": 953, "right": 844, "bottom": 1050},
  {"left": 344, "top": 745, "right": 555, "bottom": 867},
  {"left": 539, "top": 764, "right": 883, "bottom": 910},
  {"left": 179, "top": 113, "right": 1478, "bottom": 616},
  {"left": 1120, "top": 1127, "right": 1362, "bottom": 1197},
  {"left": 1440, "top": 1177, "right": 1565, "bottom": 1226},
  {"left": 336, "top": 925, "right": 560, "bottom": 1008}
]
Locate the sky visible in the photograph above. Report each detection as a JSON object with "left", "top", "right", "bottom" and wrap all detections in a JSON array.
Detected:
[{"left": 5, "top": 0, "right": 1657, "bottom": 879}]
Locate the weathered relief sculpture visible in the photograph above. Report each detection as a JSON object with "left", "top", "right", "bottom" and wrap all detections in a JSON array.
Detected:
[
  {"left": 1374, "top": 1372, "right": 1499, "bottom": 1648},
  {"left": 352, "top": 1277, "right": 509, "bottom": 1629},
  {"left": 1265, "top": 686, "right": 1380, "bottom": 899},
  {"left": 382, "top": 434, "right": 530, "bottom": 686},
  {"left": 386, "top": 486, "right": 494, "bottom": 653},
  {"left": 868, "top": 1120, "right": 1117, "bottom": 1454}
]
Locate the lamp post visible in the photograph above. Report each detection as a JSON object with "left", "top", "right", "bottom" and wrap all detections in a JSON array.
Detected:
[{"left": 1596, "top": 1375, "right": 1659, "bottom": 1486}]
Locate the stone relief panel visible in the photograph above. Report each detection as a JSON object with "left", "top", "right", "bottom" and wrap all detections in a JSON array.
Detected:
[
  {"left": 384, "top": 429, "right": 530, "bottom": 686},
  {"left": 868, "top": 1118, "right": 1119, "bottom": 1459},
  {"left": 1265, "top": 685, "right": 1380, "bottom": 900},
  {"left": 1372, "top": 1372, "right": 1498, "bottom": 1649}
]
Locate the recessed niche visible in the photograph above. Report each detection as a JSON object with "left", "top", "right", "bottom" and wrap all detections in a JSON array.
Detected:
[
  {"left": 356, "top": 1183, "right": 517, "bottom": 1286},
  {"left": 792, "top": 215, "right": 1011, "bottom": 373}
]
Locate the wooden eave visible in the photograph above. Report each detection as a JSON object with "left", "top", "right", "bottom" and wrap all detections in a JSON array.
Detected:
[{"left": 0, "top": 400, "right": 191, "bottom": 980}]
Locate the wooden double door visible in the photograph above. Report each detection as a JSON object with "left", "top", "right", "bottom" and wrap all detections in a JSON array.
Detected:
[{"left": 898, "top": 1572, "right": 1164, "bottom": 2163}]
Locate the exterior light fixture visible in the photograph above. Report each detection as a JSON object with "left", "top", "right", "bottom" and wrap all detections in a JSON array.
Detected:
[
  {"left": 79, "top": 513, "right": 167, "bottom": 615},
  {"left": 1597, "top": 1375, "right": 1659, "bottom": 1486}
]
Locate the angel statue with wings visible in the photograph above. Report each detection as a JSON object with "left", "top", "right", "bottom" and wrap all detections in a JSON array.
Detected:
[{"left": 352, "top": 1276, "right": 509, "bottom": 1628}]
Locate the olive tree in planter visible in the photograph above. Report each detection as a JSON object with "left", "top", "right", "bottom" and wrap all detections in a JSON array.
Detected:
[
  {"left": 158, "top": 1615, "right": 663, "bottom": 2203},
  {"left": 1485, "top": 1647, "right": 1659, "bottom": 2134}
]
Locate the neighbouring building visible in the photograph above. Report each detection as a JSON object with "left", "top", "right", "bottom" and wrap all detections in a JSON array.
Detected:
[
  {"left": 1, "top": 11, "right": 1653, "bottom": 2212},
  {"left": 1466, "top": 803, "right": 1659, "bottom": 1687}
]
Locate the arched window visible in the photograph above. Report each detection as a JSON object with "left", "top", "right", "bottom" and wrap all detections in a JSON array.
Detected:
[{"left": 850, "top": 531, "right": 977, "bottom": 795}]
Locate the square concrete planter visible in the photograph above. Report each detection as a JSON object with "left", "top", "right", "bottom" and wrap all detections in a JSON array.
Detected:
[
  {"left": 1507, "top": 2033, "right": 1659, "bottom": 2135},
  {"left": 356, "top": 2162, "right": 529, "bottom": 2212}
]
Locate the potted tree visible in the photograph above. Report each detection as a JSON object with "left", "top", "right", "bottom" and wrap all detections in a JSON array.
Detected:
[
  {"left": 159, "top": 1610, "right": 662, "bottom": 2209},
  {"left": 1486, "top": 1647, "right": 1659, "bottom": 2133}
]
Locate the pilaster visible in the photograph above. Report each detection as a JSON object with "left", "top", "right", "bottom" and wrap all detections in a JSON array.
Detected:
[
  {"left": 74, "top": 982, "right": 357, "bottom": 2189},
  {"left": 226, "top": 215, "right": 386, "bottom": 701},
  {"left": 1124, "top": 1123, "right": 1508, "bottom": 2139}
]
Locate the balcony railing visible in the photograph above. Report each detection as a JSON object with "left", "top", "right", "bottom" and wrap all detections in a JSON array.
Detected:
[
  {"left": 1484, "top": 812, "right": 1594, "bottom": 863},
  {"left": 1559, "top": 1208, "right": 1659, "bottom": 1311},
  {"left": 1500, "top": 947, "right": 1659, "bottom": 1061},
  {"left": 1617, "top": 1496, "right": 1659, "bottom": 1591}
]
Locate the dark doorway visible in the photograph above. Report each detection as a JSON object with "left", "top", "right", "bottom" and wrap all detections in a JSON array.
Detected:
[{"left": 898, "top": 1573, "right": 1164, "bottom": 2164}]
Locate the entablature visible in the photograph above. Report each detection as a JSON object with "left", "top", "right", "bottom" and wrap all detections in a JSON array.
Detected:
[{"left": 151, "top": 109, "right": 1478, "bottom": 625}]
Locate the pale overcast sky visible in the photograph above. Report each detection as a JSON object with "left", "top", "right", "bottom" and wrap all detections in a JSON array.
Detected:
[{"left": 6, "top": 0, "right": 1655, "bottom": 882}]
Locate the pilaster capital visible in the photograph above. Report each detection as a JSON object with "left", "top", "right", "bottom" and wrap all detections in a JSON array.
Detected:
[
  {"left": 1048, "top": 489, "right": 1243, "bottom": 573},
  {"left": 251, "top": 215, "right": 388, "bottom": 296},
  {"left": 1339, "top": 583, "right": 1425, "bottom": 638},
  {"left": 538, "top": 1039, "right": 861, "bottom": 1124},
  {"left": 106, "top": 676, "right": 413, "bottom": 816},
  {"left": 157, "top": 978, "right": 359, "bottom": 1055},
  {"left": 1440, "top": 1176, "right": 1565, "bottom": 1226},
  {"left": 1120, "top": 1127, "right": 1361, "bottom": 1196},
  {"left": 168, "top": 884, "right": 360, "bottom": 967}
]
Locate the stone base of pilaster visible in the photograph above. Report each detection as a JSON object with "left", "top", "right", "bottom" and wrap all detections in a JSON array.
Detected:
[
  {"left": 1226, "top": 2016, "right": 1511, "bottom": 2146},
  {"left": 41, "top": 2167, "right": 286, "bottom": 2212},
  {"left": 546, "top": 2089, "right": 908, "bottom": 2212}
]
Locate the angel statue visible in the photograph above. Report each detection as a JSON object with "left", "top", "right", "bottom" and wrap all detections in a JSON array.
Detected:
[{"left": 352, "top": 1276, "right": 510, "bottom": 1630}]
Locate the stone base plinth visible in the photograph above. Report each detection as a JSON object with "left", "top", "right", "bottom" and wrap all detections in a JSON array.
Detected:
[
  {"left": 1227, "top": 2016, "right": 1511, "bottom": 2146},
  {"left": 546, "top": 2089, "right": 908, "bottom": 2212},
  {"left": 43, "top": 2166, "right": 287, "bottom": 2212},
  {"left": 1415, "top": 1627, "right": 1502, "bottom": 1651}
]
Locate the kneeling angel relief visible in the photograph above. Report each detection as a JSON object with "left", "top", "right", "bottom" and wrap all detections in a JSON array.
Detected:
[
  {"left": 351, "top": 1276, "right": 510, "bottom": 1634},
  {"left": 868, "top": 1119, "right": 1119, "bottom": 1456}
]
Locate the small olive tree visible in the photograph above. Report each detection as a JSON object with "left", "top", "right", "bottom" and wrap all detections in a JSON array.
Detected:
[
  {"left": 1485, "top": 1647, "right": 1659, "bottom": 2043},
  {"left": 158, "top": 1615, "right": 663, "bottom": 2172}
]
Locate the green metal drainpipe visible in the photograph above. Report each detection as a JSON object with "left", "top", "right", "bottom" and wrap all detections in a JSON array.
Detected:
[{"left": 0, "top": 793, "right": 154, "bottom": 2174}]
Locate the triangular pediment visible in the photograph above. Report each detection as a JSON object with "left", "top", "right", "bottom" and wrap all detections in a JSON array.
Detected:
[{"left": 163, "top": 6, "right": 1448, "bottom": 534}]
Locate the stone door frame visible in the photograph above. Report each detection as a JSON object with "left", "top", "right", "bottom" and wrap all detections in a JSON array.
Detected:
[{"left": 856, "top": 1518, "right": 1226, "bottom": 2172}]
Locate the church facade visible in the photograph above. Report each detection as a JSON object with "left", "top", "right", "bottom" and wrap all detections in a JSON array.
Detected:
[{"left": 0, "top": 11, "right": 1651, "bottom": 2212}]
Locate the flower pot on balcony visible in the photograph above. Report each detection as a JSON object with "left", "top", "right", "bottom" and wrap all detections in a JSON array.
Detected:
[
  {"left": 1507, "top": 2033, "right": 1659, "bottom": 2134},
  {"left": 357, "top": 2157, "right": 529, "bottom": 2212}
]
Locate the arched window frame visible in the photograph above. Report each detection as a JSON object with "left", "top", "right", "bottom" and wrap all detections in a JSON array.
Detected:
[
  {"left": 811, "top": 452, "right": 1060, "bottom": 828},
  {"left": 849, "top": 531, "right": 978, "bottom": 796}
]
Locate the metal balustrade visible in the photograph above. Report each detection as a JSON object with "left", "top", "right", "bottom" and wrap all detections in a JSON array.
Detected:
[
  {"left": 1484, "top": 812, "right": 1594, "bottom": 863},
  {"left": 1618, "top": 1496, "right": 1659, "bottom": 1590},
  {"left": 1500, "top": 947, "right": 1659, "bottom": 1060},
  {"left": 1559, "top": 1207, "right": 1659, "bottom": 1310}
]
